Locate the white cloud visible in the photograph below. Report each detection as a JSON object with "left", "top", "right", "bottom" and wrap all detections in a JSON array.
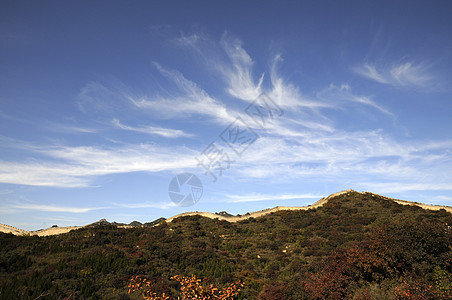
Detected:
[
  {"left": 317, "top": 84, "right": 392, "bottom": 115},
  {"left": 112, "top": 201, "right": 177, "bottom": 209},
  {"left": 77, "top": 82, "right": 126, "bottom": 113},
  {"left": 0, "top": 189, "right": 14, "bottom": 195},
  {"left": 269, "top": 55, "right": 333, "bottom": 111},
  {"left": 112, "top": 118, "right": 193, "bottom": 138},
  {"left": 224, "top": 192, "right": 321, "bottom": 203},
  {"left": 162, "top": 36, "right": 450, "bottom": 191},
  {"left": 358, "top": 182, "right": 452, "bottom": 194},
  {"left": 390, "top": 62, "right": 432, "bottom": 86},
  {"left": 0, "top": 161, "right": 91, "bottom": 187},
  {"left": 0, "top": 143, "right": 198, "bottom": 187},
  {"left": 2, "top": 33, "right": 450, "bottom": 199},
  {"left": 172, "top": 32, "right": 264, "bottom": 102},
  {"left": 432, "top": 195, "right": 452, "bottom": 201},
  {"left": 128, "top": 63, "right": 237, "bottom": 125},
  {"left": 13, "top": 203, "right": 105, "bottom": 213},
  {"left": 45, "top": 124, "right": 99, "bottom": 134},
  {"left": 353, "top": 62, "right": 433, "bottom": 87},
  {"left": 227, "top": 128, "right": 452, "bottom": 189},
  {"left": 173, "top": 33, "right": 201, "bottom": 46},
  {"left": 353, "top": 64, "right": 389, "bottom": 84},
  {"left": 219, "top": 33, "right": 263, "bottom": 101},
  {"left": 0, "top": 110, "right": 26, "bottom": 122}
]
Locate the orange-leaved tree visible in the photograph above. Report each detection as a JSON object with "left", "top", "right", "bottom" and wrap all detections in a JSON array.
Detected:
[{"left": 128, "top": 274, "right": 244, "bottom": 300}]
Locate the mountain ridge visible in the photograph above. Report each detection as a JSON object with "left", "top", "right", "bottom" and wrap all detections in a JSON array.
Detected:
[
  {"left": 1, "top": 189, "right": 451, "bottom": 236},
  {"left": 165, "top": 189, "right": 452, "bottom": 222}
]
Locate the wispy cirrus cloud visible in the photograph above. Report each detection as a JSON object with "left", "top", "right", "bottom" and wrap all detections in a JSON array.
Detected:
[
  {"left": 219, "top": 33, "right": 263, "bottom": 101},
  {"left": 142, "top": 34, "right": 451, "bottom": 195},
  {"left": 44, "top": 123, "right": 99, "bottom": 134},
  {"left": 0, "top": 161, "right": 91, "bottom": 187},
  {"left": 268, "top": 55, "right": 331, "bottom": 111},
  {"left": 0, "top": 110, "right": 26, "bottom": 122},
  {"left": 112, "top": 118, "right": 193, "bottom": 138},
  {"left": 3, "top": 33, "right": 450, "bottom": 199},
  {"left": 12, "top": 203, "right": 105, "bottom": 213},
  {"left": 112, "top": 201, "right": 177, "bottom": 209},
  {"left": 128, "top": 63, "right": 237, "bottom": 125},
  {"left": 358, "top": 182, "right": 452, "bottom": 194},
  {"left": 230, "top": 128, "right": 452, "bottom": 190},
  {"left": 0, "top": 142, "right": 198, "bottom": 187},
  {"left": 224, "top": 192, "right": 321, "bottom": 203},
  {"left": 171, "top": 32, "right": 264, "bottom": 102},
  {"left": 77, "top": 82, "right": 128, "bottom": 113},
  {"left": 5, "top": 198, "right": 177, "bottom": 214},
  {"left": 352, "top": 62, "right": 433, "bottom": 87},
  {"left": 173, "top": 33, "right": 202, "bottom": 47},
  {"left": 317, "top": 83, "right": 393, "bottom": 116}
]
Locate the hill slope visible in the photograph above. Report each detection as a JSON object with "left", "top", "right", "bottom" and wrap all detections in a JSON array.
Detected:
[
  {"left": 2, "top": 189, "right": 451, "bottom": 236},
  {"left": 165, "top": 189, "right": 452, "bottom": 223},
  {"left": 1, "top": 190, "right": 451, "bottom": 299}
]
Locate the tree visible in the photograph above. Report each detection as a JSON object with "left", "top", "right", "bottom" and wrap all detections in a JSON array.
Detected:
[{"left": 128, "top": 274, "right": 244, "bottom": 300}]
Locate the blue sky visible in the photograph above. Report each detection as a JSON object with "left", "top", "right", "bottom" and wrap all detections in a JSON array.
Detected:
[{"left": 1, "top": 1, "right": 452, "bottom": 230}]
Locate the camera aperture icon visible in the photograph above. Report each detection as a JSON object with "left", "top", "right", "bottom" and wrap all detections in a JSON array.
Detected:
[{"left": 168, "top": 173, "right": 203, "bottom": 207}]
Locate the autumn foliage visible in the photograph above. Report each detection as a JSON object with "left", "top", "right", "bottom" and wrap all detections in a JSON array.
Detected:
[
  {"left": 1, "top": 191, "right": 451, "bottom": 298},
  {"left": 128, "top": 274, "right": 244, "bottom": 300}
]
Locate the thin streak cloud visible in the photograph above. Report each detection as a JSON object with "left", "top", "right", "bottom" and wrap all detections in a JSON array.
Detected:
[
  {"left": 225, "top": 193, "right": 322, "bottom": 203},
  {"left": 112, "top": 119, "right": 193, "bottom": 138},
  {"left": 0, "top": 143, "right": 198, "bottom": 187},
  {"left": 220, "top": 33, "right": 263, "bottom": 101},
  {"left": 128, "top": 63, "right": 237, "bottom": 125},
  {"left": 353, "top": 62, "right": 433, "bottom": 87},
  {"left": 112, "top": 201, "right": 177, "bottom": 209},
  {"left": 13, "top": 204, "right": 105, "bottom": 213}
]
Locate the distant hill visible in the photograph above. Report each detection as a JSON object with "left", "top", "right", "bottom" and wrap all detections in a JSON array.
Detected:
[
  {"left": 1, "top": 190, "right": 451, "bottom": 299},
  {"left": 1, "top": 189, "right": 451, "bottom": 237},
  {"left": 144, "top": 217, "right": 166, "bottom": 227},
  {"left": 0, "top": 217, "right": 166, "bottom": 237}
]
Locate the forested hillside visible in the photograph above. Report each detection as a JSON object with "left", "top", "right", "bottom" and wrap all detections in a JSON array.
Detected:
[{"left": 1, "top": 191, "right": 451, "bottom": 299}]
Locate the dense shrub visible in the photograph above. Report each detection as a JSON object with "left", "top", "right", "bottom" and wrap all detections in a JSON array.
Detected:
[{"left": 1, "top": 191, "right": 451, "bottom": 299}]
